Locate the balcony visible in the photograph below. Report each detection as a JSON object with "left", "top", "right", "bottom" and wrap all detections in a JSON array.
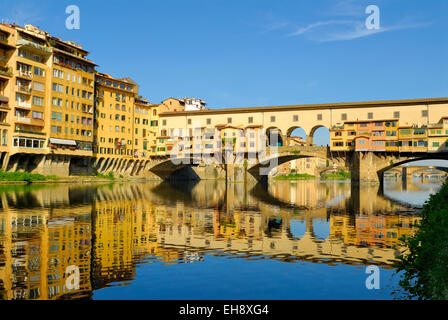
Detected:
[
  {"left": 0, "top": 38, "right": 14, "bottom": 50},
  {"left": 17, "top": 100, "right": 31, "bottom": 109},
  {"left": 0, "top": 66, "right": 12, "bottom": 78},
  {"left": 0, "top": 94, "right": 8, "bottom": 110},
  {"left": 15, "top": 129, "right": 45, "bottom": 136},
  {"left": 16, "top": 116, "right": 31, "bottom": 124},
  {"left": 15, "top": 116, "right": 44, "bottom": 127},
  {"left": 17, "top": 70, "right": 33, "bottom": 79},
  {"left": 16, "top": 85, "right": 32, "bottom": 95},
  {"left": 17, "top": 39, "right": 52, "bottom": 54}
]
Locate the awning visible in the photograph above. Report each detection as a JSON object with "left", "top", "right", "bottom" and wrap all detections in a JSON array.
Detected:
[{"left": 49, "top": 138, "right": 77, "bottom": 146}]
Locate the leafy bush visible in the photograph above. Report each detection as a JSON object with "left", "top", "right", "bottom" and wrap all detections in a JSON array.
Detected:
[
  {"left": 0, "top": 171, "right": 58, "bottom": 182},
  {"left": 394, "top": 180, "right": 448, "bottom": 300},
  {"left": 95, "top": 172, "right": 115, "bottom": 180}
]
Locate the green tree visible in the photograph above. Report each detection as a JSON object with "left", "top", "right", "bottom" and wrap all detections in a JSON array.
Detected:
[{"left": 394, "top": 180, "right": 448, "bottom": 300}]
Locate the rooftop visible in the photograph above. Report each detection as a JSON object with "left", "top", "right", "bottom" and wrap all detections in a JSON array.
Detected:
[{"left": 159, "top": 97, "right": 448, "bottom": 117}]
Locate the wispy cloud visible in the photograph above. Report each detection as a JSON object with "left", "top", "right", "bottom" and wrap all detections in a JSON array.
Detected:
[
  {"left": 286, "top": 20, "right": 358, "bottom": 37},
  {"left": 287, "top": 19, "right": 431, "bottom": 42},
  {"left": 262, "top": 0, "right": 430, "bottom": 42}
]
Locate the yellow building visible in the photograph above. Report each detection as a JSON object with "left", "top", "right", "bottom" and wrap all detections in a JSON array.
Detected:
[
  {"left": 398, "top": 126, "right": 413, "bottom": 152},
  {"left": 0, "top": 25, "right": 15, "bottom": 162},
  {"left": 47, "top": 36, "right": 96, "bottom": 156},
  {"left": 427, "top": 118, "right": 448, "bottom": 153},
  {"left": 11, "top": 24, "right": 51, "bottom": 155},
  {"left": 94, "top": 73, "right": 138, "bottom": 159},
  {"left": 0, "top": 206, "right": 92, "bottom": 300},
  {"left": 134, "top": 97, "right": 154, "bottom": 158}
]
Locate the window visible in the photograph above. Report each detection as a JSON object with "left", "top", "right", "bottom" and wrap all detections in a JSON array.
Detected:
[
  {"left": 188, "top": 119, "right": 192, "bottom": 125},
  {"left": 341, "top": 113, "right": 347, "bottom": 121},
  {"left": 52, "top": 83, "right": 63, "bottom": 92},
  {"left": 51, "top": 112, "right": 62, "bottom": 121},
  {"left": 270, "top": 116, "right": 276, "bottom": 122},
  {"left": 414, "top": 129, "right": 426, "bottom": 135},
  {"left": 53, "top": 69, "right": 63, "bottom": 78},
  {"left": 394, "top": 111, "right": 400, "bottom": 118},
  {"left": 32, "top": 111, "right": 43, "bottom": 120},
  {"left": 33, "top": 81, "right": 45, "bottom": 92},
  {"left": 207, "top": 118, "right": 211, "bottom": 125},
  {"left": 248, "top": 117, "right": 254, "bottom": 124},
  {"left": 317, "top": 114, "right": 322, "bottom": 121},
  {"left": 227, "top": 118, "right": 232, "bottom": 124},
  {"left": 32, "top": 96, "right": 44, "bottom": 106},
  {"left": 34, "top": 67, "right": 45, "bottom": 77},
  {"left": 51, "top": 126, "right": 62, "bottom": 133},
  {"left": 52, "top": 98, "right": 62, "bottom": 107},
  {"left": 400, "top": 129, "right": 411, "bottom": 135},
  {"left": 13, "top": 137, "right": 44, "bottom": 149},
  {"left": 368, "top": 113, "right": 373, "bottom": 119},
  {"left": 293, "top": 115, "right": 299, "bottom": 122},
  {"left": 422, "top": 110, "right": 428, "bottom": 117},
  {"left": 433, "top": 142, "right": 440, "bottom": 148}
]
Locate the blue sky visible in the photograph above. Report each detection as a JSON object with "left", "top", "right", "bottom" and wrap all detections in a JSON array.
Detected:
[{"left": 1, "top": 0, "right": 447, "bottom": 149}]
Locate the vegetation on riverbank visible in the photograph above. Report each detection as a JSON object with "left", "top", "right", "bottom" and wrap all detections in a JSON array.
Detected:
[
  {"left": 321, "top": 170, "right": 351, "bottom": 180},
  {"left": 95, "top": 172, "right": 116, "bottom": 180},
  {"left": 0, "top": 171, "right": 59, "bottom": 182},
  {"left": 275, "top": 173, "right": 316, "bottom": 180},
  {"left": 393, "top": 179, "right": 448, "bottom": 300},
  {"left": 275, "top": 169, "right": 351, "bottom": 181}
]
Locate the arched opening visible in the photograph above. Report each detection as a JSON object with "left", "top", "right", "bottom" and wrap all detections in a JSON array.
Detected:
[
  {"left": 380, "top": 158, "right": 448, "bottom": 195},
  {"left": 286, "top": 127, "right": 307, "bottom": 146},
  {"left": 266, "top": 127, "right": 284, "bottom": 147},
  {"left": 310, "top": 126, "right": 330, "bottom": 147}
]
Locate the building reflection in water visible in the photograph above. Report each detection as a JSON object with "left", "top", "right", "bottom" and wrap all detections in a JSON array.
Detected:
[{"left": 0, "top": 178, "right": 431, "bottom": 300}]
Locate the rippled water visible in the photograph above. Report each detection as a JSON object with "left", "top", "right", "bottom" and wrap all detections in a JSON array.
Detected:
[{"left": 0, "top": 178, "right": 442, "bottom": 300}]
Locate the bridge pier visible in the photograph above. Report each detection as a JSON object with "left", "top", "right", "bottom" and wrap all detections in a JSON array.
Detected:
[
  {"left": 402, "top": 166, "right": 408, "bottom": 191},
  {"left": 348, "top": 152, "right": 389, "bottom": 185}
]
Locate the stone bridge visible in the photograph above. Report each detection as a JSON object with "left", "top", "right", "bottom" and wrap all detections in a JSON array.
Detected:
[
  {"left": 385, "top": 165, "right": 448, "bottom": 177},
  {"left": 92, "top": 146, "right": 448, "bottom": 185}
]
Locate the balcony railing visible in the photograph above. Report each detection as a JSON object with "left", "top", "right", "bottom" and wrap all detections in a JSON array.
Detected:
[
  {"left": 16, "top": 117, "right": 31, "bottom": 123},
  {"left": 17, "top": 70, "right": 33, "bottom": 78},
  {"left": 17, "top": 39, "right": 52, "bottom": 53},
  {"left": 17, "top": 100, "right": 31, "bottom": 109},
  {"left": 17, "top": 86, "right": 32, "bottom": 94},
  {"left": 15, "top": 129, "right": 45, "bottom": 136}
]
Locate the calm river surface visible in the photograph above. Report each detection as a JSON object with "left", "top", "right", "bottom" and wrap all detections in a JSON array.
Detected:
[{"left": 0, "top": 178, "right": 443, "bottom": 300}]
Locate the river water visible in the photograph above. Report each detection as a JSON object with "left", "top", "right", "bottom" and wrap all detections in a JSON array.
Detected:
[{"left": 0, "top": 178, "right": 442, "bottom": 300}]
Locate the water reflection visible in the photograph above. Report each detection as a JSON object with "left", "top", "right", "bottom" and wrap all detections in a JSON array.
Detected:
[{"left": 0, "top": 178, "right": 440, "bottom": 300}]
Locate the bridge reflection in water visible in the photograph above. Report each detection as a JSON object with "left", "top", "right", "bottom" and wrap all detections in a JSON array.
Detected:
[{"left": 0, "top": 179, "right": 436, "bottom": 300}]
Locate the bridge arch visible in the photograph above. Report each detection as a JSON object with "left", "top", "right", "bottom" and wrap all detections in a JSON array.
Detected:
[
  {"left": 247, "top": 147, "right": 329, "bottom": 182},
  {"left": 378, "top": 155, "right": 448, "bottom": 183},
  {"left": 265, "top": 127, "right": 284, "bottom": 147},
  {"left": 286, "top": 126, "right": 307, "bottom": 146},
  {"left": 309, "top": 125, "right": 330, "bottom": 147}
]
